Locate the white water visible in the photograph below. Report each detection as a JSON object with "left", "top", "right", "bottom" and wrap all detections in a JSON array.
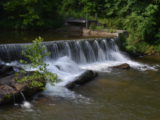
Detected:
[
  {"left": 21, "top": 101, "right": 32, "bottom": 109},
  {"left": 1, "top": 38, "right": 158, "bottom": 101},
  {"left": 43, "top": 56, "right": 156, "bottom": 99},
  {"left": 43, "top": 57, "right": 86, "bottom": 99}
]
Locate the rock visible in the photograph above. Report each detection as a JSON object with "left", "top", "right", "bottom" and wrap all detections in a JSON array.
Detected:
[
  {"left": 0, "top": 85, "right": 16, "bottom": 95},
  {"left": 0, "top": 64, "right": 21, "bottom": 78},
  {"left": 0, "top": 85, "right": 16, "bottom": 104},
  {"left": 0, "top": 71, "right": 45, "bottom": 106},
  {"left": 66, "top": 70, "right": 97, "bottom": 89},
  {"left": 111, "top": 63, "right": 130, "bottom": 69},
  {"left": 14, "top": 83, "right": 26, "bottom": 91}
]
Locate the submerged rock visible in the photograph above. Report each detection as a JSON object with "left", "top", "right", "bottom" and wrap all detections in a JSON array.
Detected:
[
  {"left": 66, "top": 70, "right": 97, "bottom": 89},
  {"left": 111, "top": 63, "right": 130, "bottom": 69}
]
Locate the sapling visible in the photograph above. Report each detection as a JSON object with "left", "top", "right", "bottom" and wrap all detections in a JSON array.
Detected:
[{"left": 16, "top": 37, "right": 57, "bottom": 88}]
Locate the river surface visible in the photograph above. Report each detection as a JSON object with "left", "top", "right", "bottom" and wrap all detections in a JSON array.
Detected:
[
  {"left": 0, "top": 31, "right": 160, "bottom": 120},
  {"left": 0, "top": 56, "right": 160, "bottom": 120},
  {"left": 0, "top": 30, "right": 101, "bottom": 44}
]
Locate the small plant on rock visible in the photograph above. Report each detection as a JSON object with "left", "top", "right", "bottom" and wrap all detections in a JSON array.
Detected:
[{"left": 16, "top": 37, "right": 57, "bottom": 88}]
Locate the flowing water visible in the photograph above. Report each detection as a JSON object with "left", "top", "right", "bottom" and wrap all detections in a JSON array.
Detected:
[{"left": 0, "top": 36, "right": 160, "bottom": 120}]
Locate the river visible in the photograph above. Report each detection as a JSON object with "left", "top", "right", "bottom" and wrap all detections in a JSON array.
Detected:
[{"left": 0, "top": 31, "right": 160, "bottom": 120}]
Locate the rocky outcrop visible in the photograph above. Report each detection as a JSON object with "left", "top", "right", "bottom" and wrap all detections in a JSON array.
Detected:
[
  {"left": 66, "top": 70, "right": 97, "bottom": 89},
  {"left": 0, "top": 74, "right": 45, "bottom": 105},
  {"left": 111, "top": 63, "right": 130, "bottom": 69},
  {"left": 0, "top": 65, "right": 45, "bottom": 105}
]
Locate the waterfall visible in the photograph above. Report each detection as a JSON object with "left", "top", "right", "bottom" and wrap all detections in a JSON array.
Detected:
[
  {"left": 20, "top": 91, "right": 26, "bottom": 101},
  {"left": 0, "top": 38, "right": 125, "bottom": 63},
  {"left": 93, "top": 40, "right": 106, "bottom": 61},
  {"left": 76, "top": 41, "right": 87, "bottom": 63},
  {"left": 0, "top": 37, "right": 156, "bottom": 71},
  {"left": 0, "top": 38, "right": 156, "bottom": 99},
  {"left": 20, "top": 92, "right": 32, "bottom": 109}
]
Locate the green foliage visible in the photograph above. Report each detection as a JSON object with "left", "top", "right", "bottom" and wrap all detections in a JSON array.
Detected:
[
  {"left": 89, "top": 23, "right": 97, "bottom": 30},
  {"left": 89, "top": 23, "right": 116, "bottom": 33},
  {"left": 1, "top": 0, "right": 160, "bottom": 54},
  {"left": 95, "top": 26, "right": 105, "bottom": 31},
  {"left": 4, "top": 94, "right": 12, "bottom": 100},
  {"left": 134, "top": 41, "right": 160, "bottom": 55},
  {"left": 123, "top": 3, "right": 159, "bottom": 53},
  {"left": 109, "top": 29, "right": 116, "bottom": 33},
  {"left": 0, "top": 0, "right": 63, "bottom": 29},
  {"left": 89, "top": 23, "right": 105, "bottom": 31},
  {"left": 17, "top": 37, "right": 57, "bottom": 88},
  {"left": 156, "top": 45, "right": 160, "bottom": 52},
  {"left": 98, "top": 18, "right": 124, "bottom": 29},
  {"left": 20, "top": 37, "right": 49, "bottom": 69}
]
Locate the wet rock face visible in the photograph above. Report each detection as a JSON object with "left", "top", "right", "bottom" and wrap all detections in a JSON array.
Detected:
[
  {"left": 66, "top": 70, "right": 97, "bottom": 89},
  {"left": 111, "top": 63, "right": 130, "bottom": 69},
  {"left": 0, "top": 75, "right": 45, "bottom": 105},
  {"left": 0, "top": 65, "right": 45, "bottom": 105},
  {"left": 0, "top": 75, "right": 23, "bottom": 105}
]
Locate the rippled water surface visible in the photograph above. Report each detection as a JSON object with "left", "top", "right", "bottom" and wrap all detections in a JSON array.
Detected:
[
  {"left": 0, "top": 30, "right": 101, "bottom": 44},
  {"left": 0, "top": 31, "right": 160, "bottom": 120},
  {"left": 0, "top": 56, "right": 160, "bottom": 120}
]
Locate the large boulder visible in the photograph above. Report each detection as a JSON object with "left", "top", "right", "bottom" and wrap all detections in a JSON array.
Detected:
[
  {"left": 66, "top": 70, "right": 97, "bottom": 89},
  {"left": 0, "top": 72, "right": 45, "bottom": 105}
]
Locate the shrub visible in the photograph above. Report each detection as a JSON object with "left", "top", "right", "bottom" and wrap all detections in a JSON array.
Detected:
[
  {"left": 16, "top": 37, "right": 57, "bottom": 88},
  {"left": 89, "top": 23, "right": 97, "bottom": 30}
]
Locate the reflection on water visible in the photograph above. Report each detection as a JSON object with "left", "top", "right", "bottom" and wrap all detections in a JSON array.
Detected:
[
  {"left": 0, "top": 30, "right": 101, "bottom": 44},
  {"left": 0, "top": 57, "right": 160, "bottom": 120}
]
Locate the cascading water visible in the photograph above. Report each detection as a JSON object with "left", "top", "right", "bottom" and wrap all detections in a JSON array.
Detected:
[
  {"left": 0, "top": 38, "right": 126, "bottom": 63},
  {"left": 19, "top": 92, "right": 32, "bottom": 109},
  {"left": 94, "top": 40, "right": 106, "bottom": 61},
  {"left": 0, "top": 38, "right": 156, "bottom": 99}
]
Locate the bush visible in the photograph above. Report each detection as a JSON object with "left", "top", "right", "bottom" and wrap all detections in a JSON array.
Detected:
[
  {"left": 16, "top": 37, "right": 57, "bottom": 88},
  {"left": 89, "top": 23, "right": 97, "bottom": 30}
]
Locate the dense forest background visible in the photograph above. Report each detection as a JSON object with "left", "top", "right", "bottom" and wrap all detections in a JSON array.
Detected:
[{"left": 0, "top": 0, "right": 160, "bottom": 54}]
